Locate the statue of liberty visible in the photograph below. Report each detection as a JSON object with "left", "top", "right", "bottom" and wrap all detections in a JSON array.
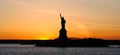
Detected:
[
  {"left": 60, "top": 13, "right": 66, "bottom": 29},
  {"left": 57, "top": 13, "right": 67, "bottom": 40}
]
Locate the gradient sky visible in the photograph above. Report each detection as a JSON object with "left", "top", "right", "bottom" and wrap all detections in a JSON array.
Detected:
[{"left": 0, "top": 0, "right": 120, "bottom": 40}]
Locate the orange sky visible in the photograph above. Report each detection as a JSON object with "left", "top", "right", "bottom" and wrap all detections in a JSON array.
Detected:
[{"left": 0, "top": 0, "right": 120, "bottom": 40}]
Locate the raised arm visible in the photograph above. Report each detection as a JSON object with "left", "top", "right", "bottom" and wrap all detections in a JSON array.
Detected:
[{"left": 60, "top": 13, "right": 62, "bottom": 18}]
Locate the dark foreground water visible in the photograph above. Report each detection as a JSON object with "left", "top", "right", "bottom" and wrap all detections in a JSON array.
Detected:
[{"left": 0, "top": 44, "right": 120, "bottom": 55}]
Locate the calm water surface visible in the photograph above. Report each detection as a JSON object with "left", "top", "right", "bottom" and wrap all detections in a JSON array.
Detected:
[{"left": 0, "top": 44, "right": 120, "bottom": 55}]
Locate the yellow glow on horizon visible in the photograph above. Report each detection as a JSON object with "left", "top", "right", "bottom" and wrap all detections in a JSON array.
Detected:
[
  {"left": 36, "top": 35, "right": 57, "bottom": 40},
  {"left": 37, "top": 37, "right": 50, "bottom": 40}
]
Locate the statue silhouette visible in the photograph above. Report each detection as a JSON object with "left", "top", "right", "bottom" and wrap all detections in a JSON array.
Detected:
[
  {"left": 57, "top": 13, "right": 68, "bottom": 40},
  {"left": 60, "top": 13, "right": 66, "bottom": 29}
]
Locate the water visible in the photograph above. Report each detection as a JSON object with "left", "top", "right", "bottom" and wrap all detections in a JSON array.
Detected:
[{"left": 0, "top": 44, "right": 120, "bottom": 55}]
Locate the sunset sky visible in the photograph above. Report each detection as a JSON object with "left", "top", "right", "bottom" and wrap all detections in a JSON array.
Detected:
[{"left": 0, "top": 0, "right": 120, "bottom": 40}]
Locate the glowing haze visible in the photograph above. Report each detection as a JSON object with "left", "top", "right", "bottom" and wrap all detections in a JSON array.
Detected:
[{"left": 0, "top": 0, "right": 120, "bottom": 40}]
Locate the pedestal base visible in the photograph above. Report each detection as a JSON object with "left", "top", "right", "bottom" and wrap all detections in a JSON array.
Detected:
[{"left": 58, "top": 28, "right": 67, "bottom": 40}]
